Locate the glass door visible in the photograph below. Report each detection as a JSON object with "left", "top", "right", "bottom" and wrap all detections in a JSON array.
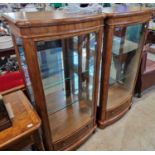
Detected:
[
  {"left": 36, "top": 33, "right": 97, "bottom": 142},
  {"left": 107, "top": 24, "right": 144, "bottom": 110}
]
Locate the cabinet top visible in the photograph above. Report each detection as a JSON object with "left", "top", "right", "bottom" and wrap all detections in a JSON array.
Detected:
[
  {"left": 2, "top": 6, "right": 153, "bottom": 28},
  {"left": 2, "top": 10, "right": 105, "bottom": 28},
  {"left": 102, "top": 5, "right": 153, "bottom": 17}
]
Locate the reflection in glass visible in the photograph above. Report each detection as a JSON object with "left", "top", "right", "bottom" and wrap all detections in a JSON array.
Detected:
[
  {"left": 15, "top": 37, "right": 35, "bottom": 105},
  {"left": 36, "top": 33, "right": 97, "bottom": 142},
  {"left": 107, "top": 24, "right": 143, "bottom": 109}
]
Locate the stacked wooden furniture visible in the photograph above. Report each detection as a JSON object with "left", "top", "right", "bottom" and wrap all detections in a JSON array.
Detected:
[
  {"left": 3, "top": 11, "right": 104, "bottom": 150},
  {"left": 97, "top": 6, "right": 153, "bottom": 128}
]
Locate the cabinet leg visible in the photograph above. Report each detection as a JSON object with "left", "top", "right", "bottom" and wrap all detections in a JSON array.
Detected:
[
  {"left": 137, "top": 92, "right": 141, "bottom": 98},
  {"left": 31, "top": 145, "right": 37, "bottom": 151},
  {"left": 33, "top": 130, "right": 44, "bottom": 151},
  {"left": 92, "top": 130, "right": 96, "bottom": 134}
]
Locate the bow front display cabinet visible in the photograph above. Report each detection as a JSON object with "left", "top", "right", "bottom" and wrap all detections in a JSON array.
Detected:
[
  {"left": 3, "top": 11, "right": 104, "bottom": 150},
  {"left": 97, "top": 6, "right": 153, "bottom": 128}
]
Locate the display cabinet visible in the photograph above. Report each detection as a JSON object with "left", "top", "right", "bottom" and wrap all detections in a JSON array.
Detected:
[
  {"left": 3, "top": 11, "right": 104, "bottom": 150},
  {"left": 97, "top": 6, "right": 153, "bottom": 128}
]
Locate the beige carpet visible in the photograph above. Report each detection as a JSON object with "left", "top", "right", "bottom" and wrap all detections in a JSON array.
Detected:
[{"left": 78, "top": 86, "right": 155, "bottom": 151}]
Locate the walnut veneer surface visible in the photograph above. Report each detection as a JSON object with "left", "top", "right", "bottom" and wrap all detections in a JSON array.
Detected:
[
  {"left": 0, "top": 91, "right": 41, "bottom": 150},
  {"left": 107, "top": 84, "right": 132, "bottom": 110},
  {"left": 3, "top": 10, "right": 104, "bottom": 27}
]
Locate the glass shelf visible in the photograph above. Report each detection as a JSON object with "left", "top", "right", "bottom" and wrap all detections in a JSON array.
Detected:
[
  {"left": 39, "top": 59, "right": 94, "bottom": 79},
  {"left": 47, "top": 84, "right": 93, "bottom": 115},
  {"left": 37, "top": 48, "right": 94, "bottom": 79},
  {"left": 112, "top": 36, "right": 138, "bottom": 55},
  {"left": 42, "top": 66, "right": 94, "bottom": 91},
  {"left": 109, "top": 70, "right": 135, "bottom": 87}
]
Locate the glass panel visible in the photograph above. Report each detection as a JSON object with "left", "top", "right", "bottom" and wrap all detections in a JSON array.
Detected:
[
  {"left": 107, "top": 24, "right": 143, "bottom": 110},
  {"left": 15, "top": 37, "right": 35, "bottom": 105},
  {"left": 36, "top": 33, "right": 97, "bottom": 142}
]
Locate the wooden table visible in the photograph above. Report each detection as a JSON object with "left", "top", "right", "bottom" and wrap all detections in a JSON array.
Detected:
[{"left": 0, "top": 90, "right": 44, "bottom": 150}]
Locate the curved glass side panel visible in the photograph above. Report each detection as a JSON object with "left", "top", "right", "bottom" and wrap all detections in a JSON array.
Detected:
[
  {"left": 107, "top": 24, "right": 144, "bottom": 109},
  {"left": 15, "top": 37, "right": 35, "bottom": 105}
]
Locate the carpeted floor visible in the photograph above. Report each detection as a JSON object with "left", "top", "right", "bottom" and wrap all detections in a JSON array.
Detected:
[{"left": 78, "top": 85, "right": 155, "bottom": 151}]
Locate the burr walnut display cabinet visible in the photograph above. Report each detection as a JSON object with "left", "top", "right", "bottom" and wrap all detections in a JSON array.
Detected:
[
  {"left": 97, "top": 6, "right": 153, "bottom": 128},
  {"left": 3, "top": 11, "right": 104, "bottom": 150}
]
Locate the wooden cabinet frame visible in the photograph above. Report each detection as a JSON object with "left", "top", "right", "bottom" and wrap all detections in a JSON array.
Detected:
[
  {"left": 3, "top": 11, "right": 104, "bottom": 150},
  {"left": 97, "top": 10, "right": 153, "bottom": 128},
  {"left": 3, "top": 7, "right": 153, "bottom": 150}
]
